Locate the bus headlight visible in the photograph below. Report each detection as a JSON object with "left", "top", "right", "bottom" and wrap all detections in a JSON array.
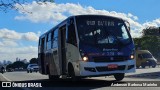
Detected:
[
  {"left": 130, "top": 55, "right": 134, "bottom": 59},
  {"left": 83, "top": 56, "right": 88, "bottom": 61},
  {"left": 130, "top": 49, "right": 135, "bottom": 60}
]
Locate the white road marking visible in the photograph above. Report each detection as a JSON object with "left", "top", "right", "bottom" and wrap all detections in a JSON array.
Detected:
[{"left": 1, "top": 73, "right": 12, "bottom": 81}]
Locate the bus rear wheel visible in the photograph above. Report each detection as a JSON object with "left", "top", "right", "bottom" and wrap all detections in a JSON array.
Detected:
[{"left": 114, "top": 73, "right": 125, "bottom": 81}]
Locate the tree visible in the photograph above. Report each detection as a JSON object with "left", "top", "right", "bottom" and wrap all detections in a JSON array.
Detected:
[
  {"left": 6, "top": 64, "right": 13, "bottom": 69},
  {"left": 6, "top": 61, "right": 28, "bottom": 69},
  {"left": 0, "top": 0, "right": 54, "bottom": 12},
  {"left": 12, "top": 61, "right": 26, "bottom": 68},
  {"left": 30, "top": 58, "right": 38, "bottom": 64},
  {"left": 134, "top": 36, "right": 160, "bottom": 62},
  {"left": 142, "top": 26, "right": 160, "bottom": 36}
]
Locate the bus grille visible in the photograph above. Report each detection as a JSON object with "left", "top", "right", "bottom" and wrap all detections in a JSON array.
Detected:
[
  {"left": 96, "top": 65, "right": 126, "bottom": 72},
  {"left": 93, "top": 56, "right": 128, "bottom": 63}
]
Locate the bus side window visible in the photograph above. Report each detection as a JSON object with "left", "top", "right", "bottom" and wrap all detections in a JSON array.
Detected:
[
  {"left": 67, "top": 18, "right": 77, "bottom": 46},
  {"left": 41, "top": 37, "right": 45, "bottom": 53},
  {"left": 53, "top": 29, "right": 58, "bottom": 48},
  {"left": 51, "top": 31, "right": 54, "bottom": 48},
  {"left": 46, "top": 32, "right": 52, "bottom": 50},
  {"left": 38, "top": 39, "right": 41, "bottom": 53}
]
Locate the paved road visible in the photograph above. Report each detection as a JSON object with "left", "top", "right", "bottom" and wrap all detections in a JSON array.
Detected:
[
  {"left": 1, "top": 66, "right": 160, "bottom": 81},
  {"left": 0, "top": 71, "right": 48, "bottom": 81},
  {"left": 0, "top": 66, "right": 160, "bottom": 90}
]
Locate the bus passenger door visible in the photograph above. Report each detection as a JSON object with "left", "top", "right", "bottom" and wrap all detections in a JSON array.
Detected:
[{"left": 59, "top": 25, "right": 67, "bottom": 75}]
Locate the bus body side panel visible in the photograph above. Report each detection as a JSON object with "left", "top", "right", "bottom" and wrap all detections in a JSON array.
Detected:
[
  {"left": 38, "top": 53, "right": 45, "bottom": 74},
  {"left": 66, "top": 43, "right": 80, "bottom": 76},
  {"left": 49, "top": 28, "right": 61, "bottom": 75},
  {"left": 38, "top": 37, "right": 46, "bottom": 74},
  {"left": 66, "top": 16, "right": 84, "bottom": 76},
  {"left": 48, "top": 49, "right": 60, "bottom": 75}
]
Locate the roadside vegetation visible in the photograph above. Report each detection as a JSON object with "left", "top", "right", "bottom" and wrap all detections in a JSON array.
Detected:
[
  {"left": 6, "top": 58, "right": 38, "bottom": 70},
  {"left": 134, "top": 27, "right": 160, "bottom": 62}
]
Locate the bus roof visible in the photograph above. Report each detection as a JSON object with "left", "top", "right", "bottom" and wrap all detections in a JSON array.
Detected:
[
  {"left": 73, "top": 15, "right": 124, "bottom": 20},
  {"left": 39, "top": 15, "right": 125, "bottom": 38}
]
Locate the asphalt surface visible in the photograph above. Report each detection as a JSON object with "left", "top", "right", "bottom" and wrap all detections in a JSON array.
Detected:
[{"left": 0, "top": 66, "right": 160, "bottom": 90}]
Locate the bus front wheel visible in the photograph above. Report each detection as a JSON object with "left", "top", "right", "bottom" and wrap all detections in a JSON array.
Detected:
[
  {"left": 114, "top": 73, "right": 125, "bottom": 81},
  {"left": 68, "top": 64, "right": 78, "bottom": 81}
]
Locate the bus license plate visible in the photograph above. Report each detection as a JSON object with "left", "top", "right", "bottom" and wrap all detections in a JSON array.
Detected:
[{"left": 108, "top": 64, "right": 118, "bottom": 69}]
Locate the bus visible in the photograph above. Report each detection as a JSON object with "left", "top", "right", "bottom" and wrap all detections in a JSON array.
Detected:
[{"left": 38, "top": 15, "right": 135, "bottom": 81}]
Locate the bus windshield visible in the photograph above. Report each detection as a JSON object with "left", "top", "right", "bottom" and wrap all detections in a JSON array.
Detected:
[{"left": 76, "top": 16, "right": 131, "bottom": 47}]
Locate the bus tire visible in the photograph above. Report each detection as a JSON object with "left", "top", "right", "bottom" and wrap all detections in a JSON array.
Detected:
[
  {"left": 68, "top": 64, "right": 77, "bottom": 81},
  {"left": 114, "top": 73, "right": 124, "bottom": 81}
]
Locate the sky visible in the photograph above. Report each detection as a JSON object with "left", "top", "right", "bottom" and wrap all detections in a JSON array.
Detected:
[{"left": 0, "top": 0, "right": 160, "bottom": 62}]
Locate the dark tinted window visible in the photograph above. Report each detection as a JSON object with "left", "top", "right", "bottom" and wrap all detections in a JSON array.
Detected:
[
  {"left": 48, "top": 33, "right": 51, "bottom": 41},
  {"left": 67, "top": 18, "right": 77, "bottom": 46},
  {"left": 53, "top": 29, "right": 58, "bottom": 48},
  {"left": 76, "top": 16, "right": 132, "bottom": 47},
  {"left": 47, "top": 32, "right": 52, "bottom": 50}
]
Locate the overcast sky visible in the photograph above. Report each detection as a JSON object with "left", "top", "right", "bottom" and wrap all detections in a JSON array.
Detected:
[{"left": 0, "top": 0, "right": 160, "bottom": 62}]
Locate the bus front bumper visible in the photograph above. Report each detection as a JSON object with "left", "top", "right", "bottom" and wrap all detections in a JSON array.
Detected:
[{"left": 79, "top": 60, "right": 135, "bottom": 76}]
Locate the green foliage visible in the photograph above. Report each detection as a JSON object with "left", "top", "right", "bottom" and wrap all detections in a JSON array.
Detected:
[
  {"left": 30, "top": 58, "right": 38, "bottom": 64},
  {"left": 134, "top": 27, "right": 160, "bottom": 61},
  {"left": 6, "top": 64, "right": 13, "bottom": 69},
  {"left": 6, "top": 61, "right": 27, "bottom": 69},
  {"left": 142, "top": 27, "right": 160, "bottom": 36},
  {"left": 12, "top": 61, "right": 25, "bottom": 68},
  {"left": 6, "top": 58, "right": 38, "bottom": 69},
  {"left": 134, "top": 36, "right": 160, "bottom": 61}
]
